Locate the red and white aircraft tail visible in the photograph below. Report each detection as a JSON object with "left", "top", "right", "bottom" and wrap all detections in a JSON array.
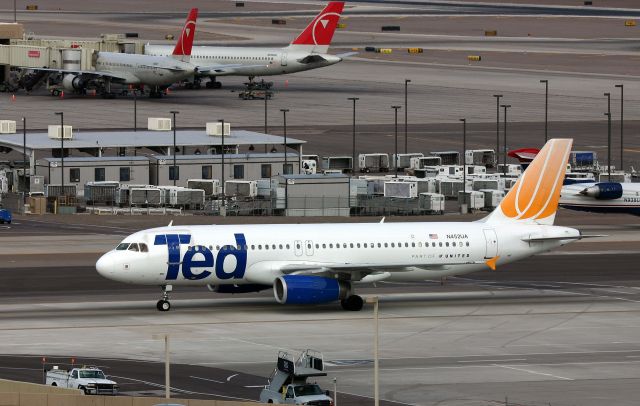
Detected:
[
  {"left": 172, "top": 8, "right": 199, "bottom": 62},
  {"left": 288, "top": 2, "right": 344, "bottom": 54}
]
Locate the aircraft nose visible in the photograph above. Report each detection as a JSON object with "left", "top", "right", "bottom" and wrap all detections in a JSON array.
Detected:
[{"left": 96, "top": 253, "right": 114, "bottom": 277}]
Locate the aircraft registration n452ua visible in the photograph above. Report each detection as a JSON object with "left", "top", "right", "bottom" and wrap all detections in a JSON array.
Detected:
[{"left": 97, "top": 139, "right": 583, "bottom": 312}]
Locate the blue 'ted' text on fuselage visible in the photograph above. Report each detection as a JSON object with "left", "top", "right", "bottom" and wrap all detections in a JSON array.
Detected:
[{"left": 154, "top": 233, "right": 248, "bottom": 281}]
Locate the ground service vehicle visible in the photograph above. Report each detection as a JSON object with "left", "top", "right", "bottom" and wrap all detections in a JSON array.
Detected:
[
  {"left": 0, "top": 208, "right": 11, "bottom": 224},
  {"left": 260, "top": 349, "right": 333, "bottom": 405},
  {"left": 45, "top": 366, "right": 118, "bottom": 395}
]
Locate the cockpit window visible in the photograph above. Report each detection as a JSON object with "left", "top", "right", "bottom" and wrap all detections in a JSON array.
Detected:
[
  {"left": 116, "top": 243, "right": 130, "bottom": 250},
  {"left": 128, "top": 243, "right": 139, "bottom": 252},
  {"left": 140, "top": 243, "right": 148, "bottom": 252}
]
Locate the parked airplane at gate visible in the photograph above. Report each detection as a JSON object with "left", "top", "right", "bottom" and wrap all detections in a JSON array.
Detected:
[
  {"left": 144, "top": 2, "right": 347, "bottom": 88},
  {"left": 561, "top": 182, "right": 640, "bottom": 215},
  {"left": 20, "top": 9, "right": 245, "bottom": 97},
  {"left": 96, "top": 139, "right": 585, "bottom": 312}
]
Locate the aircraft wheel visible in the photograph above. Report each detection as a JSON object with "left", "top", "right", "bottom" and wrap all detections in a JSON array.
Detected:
[
  {"left": 341, "top": 295, "right": 364, "bottom": 311},
  {"left": 157, "top": 300, "right": 171, "bottom": 312}
]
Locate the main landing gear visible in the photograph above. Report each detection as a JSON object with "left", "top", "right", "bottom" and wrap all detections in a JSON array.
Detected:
[
  {"left": 340, "top": 294, "right": 364, "bottom": 311},
  {"left": 157, "top": 285, "right": 172, "bottom": 311}
]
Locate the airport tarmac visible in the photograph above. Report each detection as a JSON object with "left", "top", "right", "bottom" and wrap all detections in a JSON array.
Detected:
[{"left": 0, "top": 212, "right": 639, "bottom": 405}]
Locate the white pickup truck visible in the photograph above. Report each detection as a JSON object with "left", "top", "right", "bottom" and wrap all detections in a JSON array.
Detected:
[{"left": 45, "top": 366, "right": 118, "bottom": 395}]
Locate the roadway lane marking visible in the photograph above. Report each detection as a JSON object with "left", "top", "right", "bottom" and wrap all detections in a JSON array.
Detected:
[
  {"left": 109, "top": 375, "right": 254, "bottom": 401},
  {"left": 190, "top": 375, "right": 225, "bottom": 384},
  {"left": 458, "top": 358, "right": 526, "bottom": 363},
  {"left": 494, "top": 364, "right": 573, "bottom": 381},
  {"left": 227, "top": 373, "right": 238, "bottom": 382}
]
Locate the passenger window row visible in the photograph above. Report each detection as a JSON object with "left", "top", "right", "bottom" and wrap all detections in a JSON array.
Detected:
[{"left": 196, "top": 241, "right": 471, "bottom": 251}]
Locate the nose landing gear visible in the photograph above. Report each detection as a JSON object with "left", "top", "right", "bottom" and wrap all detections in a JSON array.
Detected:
[{"left": 157, "top": 285, "right": 172, "bottom": 311}]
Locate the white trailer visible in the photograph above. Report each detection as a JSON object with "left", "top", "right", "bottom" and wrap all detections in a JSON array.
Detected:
[
  {"left": 410, "top": 156, "right": 442, "bottom": 170},
  {"left": 45, "top": 366, "right": 117, "bottom": 395},
  {"left": 458, "top": 190, "right": 485, "bottom": 210},
  {"left": 465, "top": 149, "right": 497, "bottom": 167},
  {"left": 480, "top": 189, "right": 505, "bottom": 209},
  {"left": 359, "top": 153, "right": 390, "bottom": 173},
  {"left": 393, "top": 153, "right": 423, "bottom": 169},
  {"left": 384, "top": 181, "right": 418, "bottom": 198},
  {"left": 187, "top": 179, "right": 221, "bottom": 197}
]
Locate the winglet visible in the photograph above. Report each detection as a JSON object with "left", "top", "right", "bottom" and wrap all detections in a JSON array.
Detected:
[
  {"left": 485, "top": 256, "right": 499, "bottom": 271},
  {"left": 172, "top": 8, "right": 198, "bottom": 62},
  {"left": 289, "top": 2, "right": 344, "bottom": 53}
]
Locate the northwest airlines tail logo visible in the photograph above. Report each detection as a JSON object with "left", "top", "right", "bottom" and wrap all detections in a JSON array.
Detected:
[
  {"left": 499, "top": 139, "right": 572, "bottom": 221},
  {"left": 292, "top": 2, "right": 344, "bottom": 46}
]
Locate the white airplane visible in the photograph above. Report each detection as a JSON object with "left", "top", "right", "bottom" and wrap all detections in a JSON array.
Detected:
[
  {"left": 22, "top": 9, "right": 245, "bottom": 97},
  {"left": 561, "top": 182, "right": 640, "bottom": 215},
  {"left": 144, "top": 2, "right": 346, "bottom": 89},
  {"left": 96, "top": 139, "right": 584, "bottom": 312}
]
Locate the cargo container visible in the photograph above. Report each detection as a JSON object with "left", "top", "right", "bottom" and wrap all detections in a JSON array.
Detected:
[
  {"left": 187, "top": 179, "right": 220, "bottom": 197},
  {"left": 359, "top": 153, "right": 390, "bottom": 173},
  {"left": 147, "top": 117, "right": 171, "bottom": 131},
  {"left": 414, "top": 178, "right": 438, "bottom": 194},
  {"left": 115, "top": 184, "right": 148, "bottom": 206},
  {"left": 84, "top": 181, "right": 119, "bottom": 205},
  {"left": 410, "top": 156, "right": 442, "bottom": 169},
  {"left": 430, "top": 151, "right": 460, "bottom": 165},
  {"left": 393, "top": 153, "right": 423, "bottom": 169},
  {"left": 439, "top": 180, "right": 464, "bottom": 198},
  {"left": 465, "top": 149, "right": 496, "bottom": 167},
  {"left": 458, "top": 191, "right": 485, "bottom": 210},
  {"left": 0, "top": 120, "right": 16, "bottom": 134},
  {"left": 480, "top": 189, "right": 505, "bottom": 209},
  {"left": 466, "top": 165, "right": 487, "bottom": 175},
  {"left": 322, "top": 156, "right": 353, "bottom": 173},
  {"left": 419, "top": 193, "right": 445, "bottom": 214},
  {"left": 225, "top": 180, "right": 258, "bottom": 198},
  {"left": 472, "top": 178, "right": 505, "bottom": 191},
  {"left": 130, "top": 187, "right": 162, "bottom": 206},
  {"left": 45, "top": 184, "right": 77, "bottom": 198},
  {"left": 384, "top": 181, "right": 418, "bottom": 198},
  {"left": 497, "top": 164, "right": 522, "bottom": 176}
]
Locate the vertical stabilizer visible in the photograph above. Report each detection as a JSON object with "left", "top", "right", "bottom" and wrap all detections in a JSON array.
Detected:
[
  {"left": 288, "top": 2, "right": 344, "bottom": 54},
  {"left": 484, "top": 138, "right": 573, "bottom": 225},
  {"left": 172, "top": 8, "right": 198, "bottom": 62}
]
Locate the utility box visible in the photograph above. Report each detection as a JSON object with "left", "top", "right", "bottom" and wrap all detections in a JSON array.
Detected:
[
  {"left": 47, "top": 125, "right": 73, "bottom": 139},
  {"left": 384, "top": 181, "right": 418, "bottom": 198},
  {"left": 29, "top": 175, "right": 45, "bottom": 194},
  {"left": 206, "top": 122, "right": 231, "bottom": 136},
  {"left": 419, "top": 192, "right": 445, "bottom": 214},
  {"left": 147, "top": 117, "right": 171, "bottom": 131},
  {"left": 359, "top": 153, "right": 390, "bottom": 173},
  {"left": 458, "top": 190, "right": 485, "bottom": 210},
  {"left": 0, "top": 120, "right": 16, "bottom": 134},
  {"left": 465, "top": 149, "right": 497, "bottom": 167}
]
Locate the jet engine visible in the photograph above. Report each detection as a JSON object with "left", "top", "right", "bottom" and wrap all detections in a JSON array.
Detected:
[
  {"left": 273, "top": 275, "right": 350, "bottom": 305},
  {"left": 580, "top": 182, "right": 623, "bottom": 200},
  {"left": 61, "top": 74, "right": 87, "bottom": 91},
  {"left": 207, "top": 284, "right": 270, "bottom": 294}
]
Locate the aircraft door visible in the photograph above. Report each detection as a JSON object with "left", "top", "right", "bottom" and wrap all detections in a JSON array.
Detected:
[
  {"left": 483, "top": 229, "right": 498, "bottom": 258},
  {"left": 294, "top": 240, "right": 303, "bottom": 256},
  {"left": 281, "top": 51, "right": 288, "bottom": 66},
  {"left": 304, "top": 240, "right": 314, "bottom": 256}
]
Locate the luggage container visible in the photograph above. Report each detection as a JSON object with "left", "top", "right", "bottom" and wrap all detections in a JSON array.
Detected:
[
  {"left": 147, "top": 117, "right": 171, "bottom": 131},
  {"left": 458, "top": 191, "right": 485, "bottom": 210},
  {"left": 359, "top": 153, "right": 390, "bottom": 173},
  {"left": 256, "top": 178, "right": 278, "bottom": 199},
  {"left": 130, "top": 187, "right": 162, "bottom": 206},
  {"left": 465, "top": 149, "right": 497, "bottom": 168},
  {"left": 84, "top": 181, "right": 119, "bottom": 205},
  {"left": 480, "top": 189, "right": 505, "bottom": 209},
  {"left": 115, "top": 184, "right": 148, "bottom": 206},
  {"left": 384, "top": 181, "right": 418, "bottom": 198},
  {"left": 497, "top": 164, "right": 522, "bottom": 176},
  {"left": 437, "top": 165, "right": 464, "bottom": 177},
  {"left": 419, "top": 192, "right": 445, "bottom": 214},
  {"left": 472, "top": 178, "right": 505, "bottom": 191},
  {"left": 361, "top": 176, "right": 387, "bottom": 195},
  {"left": 393, "top": 153, "right": 423, "bottom": 170},
  {"left": 466, "top": 165, "right": 487, "bottom": 175},
  {"left": 187, "top": 179, "right": 220, "bottom": 197},
  {"left": 164, "top": 187, "right": 205, "bottom": 209},
  {"left": 413, "top": 167, "right": 439, "bottom": 178},
  {"left": 322, "top": 156, "right": 353, "bottom": 173},
  {"left": 225, "top": 180, "right": 258, "bottom": 198},
  {"left": 410, "top": 156, "right": 442, "bottom": 169},
  {"left": 45, "top": 184, "right": 77, "bottom": 198},
  {"left": 414, "top": 178, "right": 438, "bottom": 194},
  {"left": 439, "top": 180, "right": 464, "bottom": 198},
  {"left": 430, "top": 151, "right": 460, "bottom": 165}
]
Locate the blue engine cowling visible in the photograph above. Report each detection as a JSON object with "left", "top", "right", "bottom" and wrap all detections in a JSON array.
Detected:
[
  {"left": 274, "top": 275, "right": 351, "bottom": 305},
  {"left": 581, "top": 182, "right": 623, "bottom": 200},
  {"left": 208, "top": 284, "right": 271, "bottom": 294}
]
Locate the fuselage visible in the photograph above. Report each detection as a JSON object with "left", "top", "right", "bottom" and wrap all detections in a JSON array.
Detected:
[
  {"left": 144, "top": 45, "right": 342, "bottom": 77},
  {"left": 95, "top": 52, "right": 196, "bottom": 85},
  {"left": 560, "top": 182, "right": 640, "bottom": 215},
  {"left": 96, "top": 221, "right": 579, "bottom": 287}
]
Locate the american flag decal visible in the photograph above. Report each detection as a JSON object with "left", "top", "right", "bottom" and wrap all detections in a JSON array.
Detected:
[{"left": 429, "top": 234, "right": 438, "bottom": 239}]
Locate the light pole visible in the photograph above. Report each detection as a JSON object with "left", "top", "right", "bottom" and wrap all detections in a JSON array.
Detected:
[
  {"left": 392, "top": 105, "right": 401, "bottom": 178},
  {"left": 281, "top": 109, "right": 290, "bottom": 210},
  {"left": 133, "top": 89, "right": 137, "bottom": 132},
  {"left": 54, "top": 112, "right": 64, "bottom": 198},
  {"left": 264, "top": 91, "right": 268, "bottom": 135},
  {"left": 219, "top": 118, "right": 226, "bottom": 198},
  {"left": 404, "top": 79, "right": 411, "bottom": 153},
  {"left": 22, "top": 117, "right": 26, "bottom": 203},
  {"left": 460, "top": 118, "right": 466, "bottom": 193},
  {"left": 500, "top": 105, "right": 511, "bottom": 176},
  {"left": 615, "top": 84, "right": 624, "bottom": 172},
  {"left": 348, "top": 97, "right": 359, "bottom": 174},
  {"left": 540, "top": 79, "right": 548, "bottom": 142},
  {"left": 365, "top": 296, "right": 380, "bottom": 406},
  {"left": 605, "top": 92, "right": 611, "bottom": 180},
  {"left": 153, "top": 334, "right": 171, "bottom": 399},
  {"left": 170, "top": 111, "right": 179, "bottom": 186},
  {"left": 493, "top": 95, "right": 502, "bottom": 168}
]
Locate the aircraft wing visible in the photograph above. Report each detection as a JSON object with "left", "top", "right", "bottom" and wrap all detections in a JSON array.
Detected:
[
  {"left": 195, "top": 64, "right": 266, "bottom": 74},
  {"left": 279, "top": 260, "right": 482, "bottom": 275},
  {"left": 20, "top": 67, "right": 132, "bottom": 82}
]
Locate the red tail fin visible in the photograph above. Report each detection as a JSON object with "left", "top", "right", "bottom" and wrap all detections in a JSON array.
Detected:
[
  {"left": 172, "top": 8, "right": 198, "bottom": 60},
  {"left": 290, "top": 2, "right": 344, "bottom": 53}
]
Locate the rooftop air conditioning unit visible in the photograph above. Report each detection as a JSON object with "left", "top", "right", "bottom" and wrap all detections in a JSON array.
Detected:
[
  {"left": 206, "top": 122, "right": 231, "bottom": 136},
  {"left": 148, "top": 117, "right": 172, "bottom": 131},
  {"left": 0, "top": 120, "right": 16, "bottom": 134},
  {"left": 47, "top": 125, "right": 73, "bottom": 139}
]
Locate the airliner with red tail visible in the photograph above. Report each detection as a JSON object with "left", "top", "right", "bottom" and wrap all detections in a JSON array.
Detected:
[
  {"left": 19, "top": 8, "right": 243, "bottom": 97},
  {"left": 96, "top": 139, "right": 596, "bottom": 312},
  {"left": 144, "top": 2, "right": 348, "bottom": 88}
]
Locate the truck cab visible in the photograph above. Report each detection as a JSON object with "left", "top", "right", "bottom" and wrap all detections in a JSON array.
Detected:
[{"left": 45, "top": 366, "right": 118, "bottom": 395}]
